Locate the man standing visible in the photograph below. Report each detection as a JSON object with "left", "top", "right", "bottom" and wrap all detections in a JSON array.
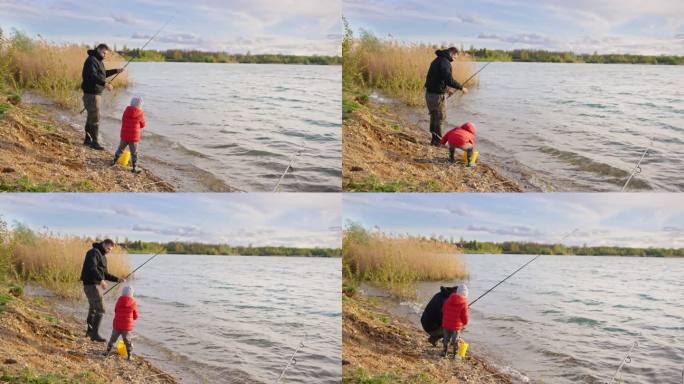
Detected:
[
  {"left": 80, "top": 239, "right": 124, "bottom": 342},
  {"left": 81, "top": 44, "right": 125, "bottom": 150},
  {"left": 424, "top": 47, "right": 468, "bottom": 146}
]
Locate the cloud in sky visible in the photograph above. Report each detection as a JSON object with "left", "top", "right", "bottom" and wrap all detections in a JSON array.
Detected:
[
  {"left": 0, "top": 0, "right": 341, "bottom": 55},
  {"left": 343, "top": 0, "right": 684, "bottom": 55},
  {"left": 343, "top": 193, "right": 684, "bottom": 248},
  {"left": 0, "top": 194, "right": 341, "bottom": 248}
]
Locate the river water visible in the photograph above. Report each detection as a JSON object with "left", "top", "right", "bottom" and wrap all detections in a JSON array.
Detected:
[
  {"left": 73, "top": 254, "right": 341, "bottom": 383},
  {"left": 410, "top": 62, "right": 684, "bottom": 191},
  {"left": 97, "top": 62, "right": 341, "bottom": 192},
  {"left": 378, "top": 254, "right": 684, "bottom": 383}
]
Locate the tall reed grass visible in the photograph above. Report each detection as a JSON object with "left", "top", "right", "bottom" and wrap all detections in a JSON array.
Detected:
[
  {"left": 343, "top": 24, "right": 478, "bottom": 106},
  {"left": 0, "top": 29, "right": 129, "bottom": 108},
  {"left": 9, "top": 223, "right": 131, "bottom": 298},
  {"left": 343, "top": 223, "right": 467, "bottom": 298}
]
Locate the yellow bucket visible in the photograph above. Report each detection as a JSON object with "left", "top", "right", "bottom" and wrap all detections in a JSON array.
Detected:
[
  {"left": 461, "top": 150, "right": 479, "bottom": 165},
  {"left": 116, "top": 340, "right": 128, "bottom": 358},
  {"left": 117, "top": 149, "right": 131, "bottom": 166},
  {"left": 458, "top": 339, "right": 469, "bottom": 357}
]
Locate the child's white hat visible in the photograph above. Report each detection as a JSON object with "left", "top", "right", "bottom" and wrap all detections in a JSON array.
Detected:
[
  {"left": 456, "top": 283, "right": 468, "bottom": 298},
  {"left": 122, "top": 286, "right": 134, "bottom": 297},
  {"left": 130, "top": 96, "right": 143, "bottom": 108}
]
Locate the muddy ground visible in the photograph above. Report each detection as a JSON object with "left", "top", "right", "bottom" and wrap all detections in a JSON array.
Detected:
[
  {"left": 0, "top": 285, "right": 177, "bottom": 383},
  {"left": 343, "top": 293, "right": 513, "bottom": 384},
  {"left": 343, "top": 93, "right": 521, "bottom": 192},
  {"left": 0, "top": 94, "right": 174, "bottom": 192}
]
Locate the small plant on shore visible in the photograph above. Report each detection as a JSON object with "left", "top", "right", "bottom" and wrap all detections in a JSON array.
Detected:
[
  {"left": 9, "top": 223, "right": 131, "bottom": 298},
  {"left": 343, "top": 223, "right": 467, "bottom": 298}
]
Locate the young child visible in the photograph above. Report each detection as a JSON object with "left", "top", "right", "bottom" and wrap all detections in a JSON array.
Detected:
[
  {"left": 104, "top": 286, "right": 138, "bottom": 361},
  {"left": 441, "top": 283, "right": 469, "bottom": 358},
  {"left": 112, "top": 96, "right": 145, "bottom": 174},
  {"left": 440, "top": 122, "right": 476, "bottom": 167}
]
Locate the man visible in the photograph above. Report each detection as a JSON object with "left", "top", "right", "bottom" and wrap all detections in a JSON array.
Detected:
[
  {"left": 81, "top": 44, "right": 125, "bottom": 150},
  {"left": 80, "top": 239, "right": 124, "bottom": 342},
  {"left": 424, "top": 47, "right": 469, "bottom": 146}
]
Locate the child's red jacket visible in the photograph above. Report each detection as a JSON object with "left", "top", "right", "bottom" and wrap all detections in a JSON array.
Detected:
[
  {"left": 120, "top": 106, "right": 145, "bottom": 143},
  {"left": 440, "top": 122, "right": 475, "bottom": 148},
  {"left": 113, "top": 295, "right": 139, "bottom": 331},
  {"left": 442, "top": 293, "right": 469, "bottom": 331}
]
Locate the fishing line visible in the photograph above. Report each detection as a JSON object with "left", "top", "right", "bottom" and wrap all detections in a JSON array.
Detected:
[
  {"left": 607, "top": 339, "right": 639, "bottom": 384},
  {"left": 102, "top": 242, "right": 172, "bottom": 296},
  {"left": 79, "top": 17, "right": 173, "bottom": 114},
  {"left": 621, "top": 138, "right": 653, "bottom": 192},
  {"left": 275, "top": 339, "right": 306, "bottom": 383},
  {"left": 468, "top": 228, "right": 578, "bottom": 307},
  {"left": 447, "top": 61, "right": 491, "bottom": 100}
]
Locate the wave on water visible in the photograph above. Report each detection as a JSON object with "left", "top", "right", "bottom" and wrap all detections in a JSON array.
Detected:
[
  {"left": 556, "top": 316, "right": 605, "bottom": 327},
  {"left": 539, "top": 146, "right": 652, "bottom": 190}
]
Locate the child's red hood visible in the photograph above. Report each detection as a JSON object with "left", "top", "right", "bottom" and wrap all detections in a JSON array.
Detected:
[{"left": 461, "top": 122, "right": 475, "bottom": 134}]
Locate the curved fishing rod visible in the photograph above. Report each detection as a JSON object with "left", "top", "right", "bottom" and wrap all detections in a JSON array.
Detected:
[
  {"left": 621, "top": 139, "right": 653, "bottom": 192},
  {"left": 273, "top": 143, "right": 307, "bottom": 192},
  {"left": 79, "top": 17, "right": 173, "bottom": 114},
  {"left": 103, "top": 244, "right": 169, "bottom": 296},
  {"left": 275, "top": 339, "right": 305, "bottom": 383},
  {"left": 468, "top": 228, "right": 578, "bottom": 307}
]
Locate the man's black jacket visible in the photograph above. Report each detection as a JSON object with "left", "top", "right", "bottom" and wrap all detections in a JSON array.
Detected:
[
  {"left": 425, "top": 49, "right": 463, "bottom": 94},
  {"left": 81, "top": 50, "right": 118, "bottom": 95},
  {"left": 80, "top": 242, "right": 120, "bottom": 285}
]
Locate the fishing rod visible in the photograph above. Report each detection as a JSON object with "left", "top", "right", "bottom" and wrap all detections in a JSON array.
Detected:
[
  {"left": 275, "top": 339, "right": 305, "bottom": 383},
  {"left": 448, "top": 61, "right": 492, "bottom": 99},
  {"left": 468, "top": 228, "right": 578, "bottom": 307},
  {"left": 103, "top": 244, "right": 169, "bottom": 296},
  {"left": 79, "top": 17, "right": 173, "bottom": 114},
  {"left": 621, "top": 139, "right": 653, "bottom": 192},
  {"left": 273, "top": 144, "right": 306, "bottom": 192},
  {"left": 607, "top": 339, "right": 638, "bottom": 384}
]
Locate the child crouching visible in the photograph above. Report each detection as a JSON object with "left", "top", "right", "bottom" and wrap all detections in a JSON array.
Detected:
[{"left": 440, "top": 122, "right": 476, "bottom": 167}]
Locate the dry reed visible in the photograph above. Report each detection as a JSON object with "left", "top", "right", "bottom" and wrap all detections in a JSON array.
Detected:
[
  {"left": 1, "top": 30, "right": 129, "bottom": 108},
  {"left": 346, "top": 31, "right": 478, "bottom": 105},
  {"left": 11, "top": 227, "right": 131, "bottom": 298},
  {"left": 343, "top": 224, "right": 467, "bottom": 298}
]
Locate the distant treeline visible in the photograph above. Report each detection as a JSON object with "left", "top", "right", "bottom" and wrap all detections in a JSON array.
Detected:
[
  {"left": 118, "top": 48, "right": 342, "bottom": 65},
  {"left": 120, "top": 240, "right": 341, "bottom": 257},
  {"left": 454, "top": 239, "right": 683, "bottom": 257},
  {"left": 465, "top": 47, "right": 684, "bottom": 65}
]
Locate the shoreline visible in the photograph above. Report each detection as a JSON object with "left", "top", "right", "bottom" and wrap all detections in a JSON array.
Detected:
[
  {"left": 0, "top": 92, "right": 175, "bottom": 192},
  {"left": 342, "top": 89, "right": 523, "bottom": 192},
  {"left": 343, "top": 291, "right": 513, "bottom": 383},
  {"left": 0, "top": 284, "right": 177, "bottom": 383}
]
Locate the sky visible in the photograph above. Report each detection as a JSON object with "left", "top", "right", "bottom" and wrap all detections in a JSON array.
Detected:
[
  {"left": 344, "top": 0, "right": 684, "bottom": 55},
  {"left": 0, "top": 0, "right": 342, "bottom": 55},
  {"left": 343, "top": 193, "right": 684, "bottom": 248},
  {"left": 0, "top": 193, "right": 341, "bottom": 248}
]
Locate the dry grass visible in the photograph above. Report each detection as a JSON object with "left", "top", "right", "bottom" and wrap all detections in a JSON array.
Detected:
[
  {"left": 343, "top": 223, "right": 467, "bottom": 298},
  {"left": 344, "top": 27, "right": 478, "bottom": 105},
  {"left": 10, "top": 224, "right": 131, "bottom": 297},
  {"left": 1, "top": 30, "right": 129, "bottom": 108}
]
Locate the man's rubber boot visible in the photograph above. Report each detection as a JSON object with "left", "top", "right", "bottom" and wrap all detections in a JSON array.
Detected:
[
  {"left": 89, "top": 125, "right": 105, "bottom": 151},
  {"left": 85, "top": 313, "right": 93, "bottom": 337},
  {"left": 84, "top": 125, "right": 93, "bottom": 146},
  {"left": 90, "top": 314, "right": 107, "bottom": 342}
]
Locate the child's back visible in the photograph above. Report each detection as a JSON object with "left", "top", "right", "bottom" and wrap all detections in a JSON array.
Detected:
[
  {"left": 440, "top": 122, "right": 475, "bottom": 148},
  {"left": 442, "top": 292, "right": 469, "bottom": 330},
  {"left": 113, "top": 294, "right": 138, "bottom": 331},
  {"left": 120, "top": 105, "right": 145, "bottom": 143}
]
